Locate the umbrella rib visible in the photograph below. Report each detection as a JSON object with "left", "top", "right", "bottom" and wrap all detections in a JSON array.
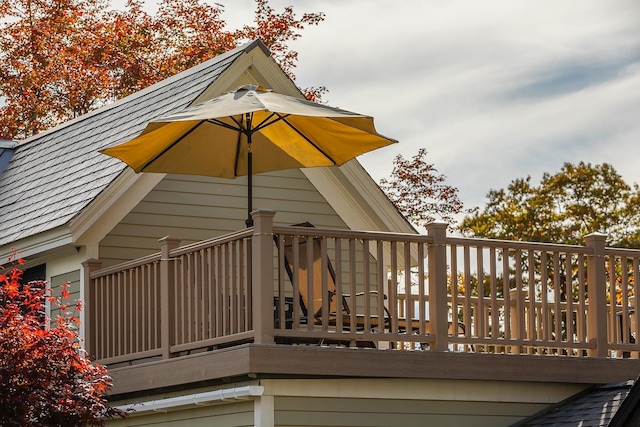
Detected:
[
  {"left": 207, "top": 117, "right": 243, "bottom": 132},
  {"left": 252, "top": 112, "right": 286, "bottom": 131},
  {"left": 206, "top": 113, "right": 288, "bottom": 133},
  {"left": 139, "top": 121, "right": 207, "bottom": 171},
  {"left": 202, "top": 116, "right": 248, "bottom": 177},
  {"left": 277, "top": 114, "right": 339, "bottom": 165}
]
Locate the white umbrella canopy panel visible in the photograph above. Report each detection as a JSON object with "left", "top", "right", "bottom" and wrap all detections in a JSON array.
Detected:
[{"left": 101, "top": 85, "right": 397, "bottom": 225}]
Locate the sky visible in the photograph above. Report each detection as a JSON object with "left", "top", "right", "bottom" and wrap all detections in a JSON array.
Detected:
[{"left": 115, "top": 0, "right": 640, "bottom": 211}]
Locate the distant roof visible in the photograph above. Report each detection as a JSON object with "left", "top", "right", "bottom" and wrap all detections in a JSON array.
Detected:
[
  {"left": 0, "top": 40, "right": 267, "bottom": 247},
  {"left": 513, "top": 377, "right": 640, "bottom": 426}
]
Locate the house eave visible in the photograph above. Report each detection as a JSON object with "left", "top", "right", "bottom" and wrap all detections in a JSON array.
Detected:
[
  {"left": 0, "top": 226, "right": 75, "bottom": 267},
  {"left": 69, "top": 168, "right": 165, "bottom": 247},
  {"left": 303, "top": 161, "right": 415, "bottom": 234}
]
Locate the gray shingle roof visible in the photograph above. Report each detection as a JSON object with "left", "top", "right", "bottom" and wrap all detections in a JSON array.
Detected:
[
  {"left": 0, "top": 41, "right": 266, "bottom": 247},
  {"left": 513, "top": 379, "right": 638, "bottom": 426}
]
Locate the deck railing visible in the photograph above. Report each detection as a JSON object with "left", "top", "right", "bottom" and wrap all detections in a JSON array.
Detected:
[{"left": 84, "top": 210, "right": 640, "bottom": 366}]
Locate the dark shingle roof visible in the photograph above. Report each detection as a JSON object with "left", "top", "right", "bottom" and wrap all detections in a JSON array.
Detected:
[
  {"left": 0, "top": 41, "right": 264, "bottom": 247},
  {"left": 513, "top": 378, "right": 640, "bottom": 426}
]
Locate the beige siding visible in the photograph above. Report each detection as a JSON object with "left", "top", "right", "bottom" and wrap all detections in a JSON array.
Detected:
[
  {"left": 274, "top": 396, "right": 539, "bottom": 426},
  {"left": 49, "top": 270, "right": 81, "bottom": 322},
  {"left": 99, "top": 169, "right": 347, "bottom": 267},
  {"left": 265, "top": 378, "right": 584, "bottom": 427},
  {"left": 106, "top": 402, "right": 253, "bottom": 427}
]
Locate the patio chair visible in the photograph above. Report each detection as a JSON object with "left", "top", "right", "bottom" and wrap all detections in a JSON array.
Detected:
[
  {"left": 616, "top": 309, "right": 637, "bottom": 358},
  {"left": 275, "top": 222, "right": 465, "bottom": 347}
]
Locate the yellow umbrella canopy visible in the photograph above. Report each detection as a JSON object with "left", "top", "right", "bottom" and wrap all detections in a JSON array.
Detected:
[{"left": 100, "top": 84, "right": 397, "bottom": 226}]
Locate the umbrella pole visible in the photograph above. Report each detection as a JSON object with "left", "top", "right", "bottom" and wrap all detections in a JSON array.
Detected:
[
  {"left": 245, "top": 119, "right": 254, "bottom": 227},
  {"left": 245, "top": 146, "right": 253, "bottom": 227}
]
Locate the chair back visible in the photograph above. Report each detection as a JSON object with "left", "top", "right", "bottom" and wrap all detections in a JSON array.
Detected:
[{"left": 280, "top": 223, "right": 350, "bottom": 322}]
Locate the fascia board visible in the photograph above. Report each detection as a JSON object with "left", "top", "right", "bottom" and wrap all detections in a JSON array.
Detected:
[
  {"left": 193, "top": 45, "right": 301, "bottom": 105},
  {"left": 0, "top": 226, "right": 74, "bottom": 264},
  {"left": 340, "top": 161, "right": 416, "bottom": 233},
  {"left": 302, "top": 161, "right": 416, "bottom": 234},
  {"left": 69, "top": 168, "right": 164, "bottom": 246}
]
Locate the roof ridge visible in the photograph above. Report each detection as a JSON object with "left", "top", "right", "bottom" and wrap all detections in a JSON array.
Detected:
[{"left": 16, "top": 40, "right": 268, "bottom": 147}]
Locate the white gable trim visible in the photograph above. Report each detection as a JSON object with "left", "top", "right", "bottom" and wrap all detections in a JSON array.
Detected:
[
  {"left": 303, "top": 162, "right": 415, "bottom": 234},
  {"left": 69, "top": 168, "right": 165, "bottom": 246},
  {"left": 192, "top": 43, "right": 302, "bottom": 105},
  {"left": 0, "top": 226, "right": 74, "bottom": 264}
]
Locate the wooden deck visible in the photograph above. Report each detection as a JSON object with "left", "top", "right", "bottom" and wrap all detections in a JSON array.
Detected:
[
  {"left": 83, "top": 210, "right": 640, "bottom": 396},
  {"left": 108, "top": 344, "right": 640, "bottom": 396}
]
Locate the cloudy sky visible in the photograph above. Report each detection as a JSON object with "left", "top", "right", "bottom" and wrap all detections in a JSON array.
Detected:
[{"left": 121, "top": 0, "right": 640, "bottom": 210}]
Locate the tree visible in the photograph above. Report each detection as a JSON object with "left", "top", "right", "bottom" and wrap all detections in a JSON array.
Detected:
[
  {"left": 0, "top": 0, "right": 324, "bottom": 139},
  {"left": 461, "top": 161, "right": 640, "bottom": 247},
  {"left": 379, "top": 148, "right": 467, "bottom": 231},
  {"left": 0, "top": 257, "right": 125, "bottom": 426}
]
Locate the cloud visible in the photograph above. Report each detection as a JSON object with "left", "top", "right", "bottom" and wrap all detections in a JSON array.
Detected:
[
  {"left": 508, "top": 56, "right": 640, "bottom": 100},
  {"left": 285, "top": 0, "right": 640, "bottom": 210},
  {"left": 109, "top": 0, "right": 640, "bottom": 213}
]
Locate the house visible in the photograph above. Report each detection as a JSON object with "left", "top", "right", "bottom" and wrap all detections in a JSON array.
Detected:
[{"left": 1, "top": 40, "right": 640, "bottom": 426}]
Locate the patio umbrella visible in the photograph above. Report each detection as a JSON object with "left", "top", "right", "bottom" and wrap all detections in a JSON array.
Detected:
[{"left": 100, "top": 84, "right": 396, "bottom": 226}]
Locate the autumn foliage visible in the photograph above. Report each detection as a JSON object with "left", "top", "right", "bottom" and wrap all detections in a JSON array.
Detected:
[
  {"left": 0, "top": 0, "right": 324, "bottom": 139},
  {"left": 461, "top": 161, "right": 640, "bottom": 247},
  {"left": 0, "top": 257, "right": 124, "bottom": 426},
  {"left": 380, "top": 148, "right": 467, "bottom": 230}
]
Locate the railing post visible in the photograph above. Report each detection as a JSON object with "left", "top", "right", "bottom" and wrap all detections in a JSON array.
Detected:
[
  {"left": 427, "top": 221, "right": 449, "bottom": 351},
  {"left": 82, "top": 258, "right": 102, "bottom": 359},
  {"left": 159, "top": 236, "right": 181, "bottom": 359},
  {"left": 585, "top": 232, "right": 608, "bottom": 358},
  {"left": 251, "top": 209, "right": 276, "bottom": 345},
  {"left": 509, "top": 288, "right": 522, "bottom": 354}
]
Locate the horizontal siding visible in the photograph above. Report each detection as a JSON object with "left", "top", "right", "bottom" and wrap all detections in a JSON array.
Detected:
[
  {"left": 100, "top": 169, "right": 347, "bottom": 266},
  {"left": 105, "top": 401, "right": 253, "bottom": 427},
  {"left": 275, "top": 396, "right": 543, "bottom": 427},
  {"left": 263, "top": 378, "right": 585, "bottom": 427},
  {"left": 148, "top": 177, "right": 331, "bottom": 203},
  {"left": 49, "top": 270, "right": 81, "bottom": 322}
]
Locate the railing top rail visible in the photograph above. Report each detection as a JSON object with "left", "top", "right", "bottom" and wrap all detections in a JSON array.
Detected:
[
  {"left": 446, "top": 236, "right": 593, "bottom": 254},
  {"left": 604, "top": 246, "right": 640, "bottom": 258},
  {"left": 89, "top": 225, "right": 640, "bottom": 281},
  {"left": 273, "top": 225, "right": 434, "bottom": 243},
  {"left": 90, "top": 229, "right": 254, "bottom": 279},
  {"left": 273, "top": 226, "right": 625, "bottom": 255},
  {"left": 91, "top": 252, "right": 162, "bottom": 279},
  {"left": 169, "top": 228, "right": 254, "bottom": 257}
]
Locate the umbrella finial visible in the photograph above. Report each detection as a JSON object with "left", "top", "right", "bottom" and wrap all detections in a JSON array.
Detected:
[{"left": 231, "top": 84, "right": 271, "bottom": 93}]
